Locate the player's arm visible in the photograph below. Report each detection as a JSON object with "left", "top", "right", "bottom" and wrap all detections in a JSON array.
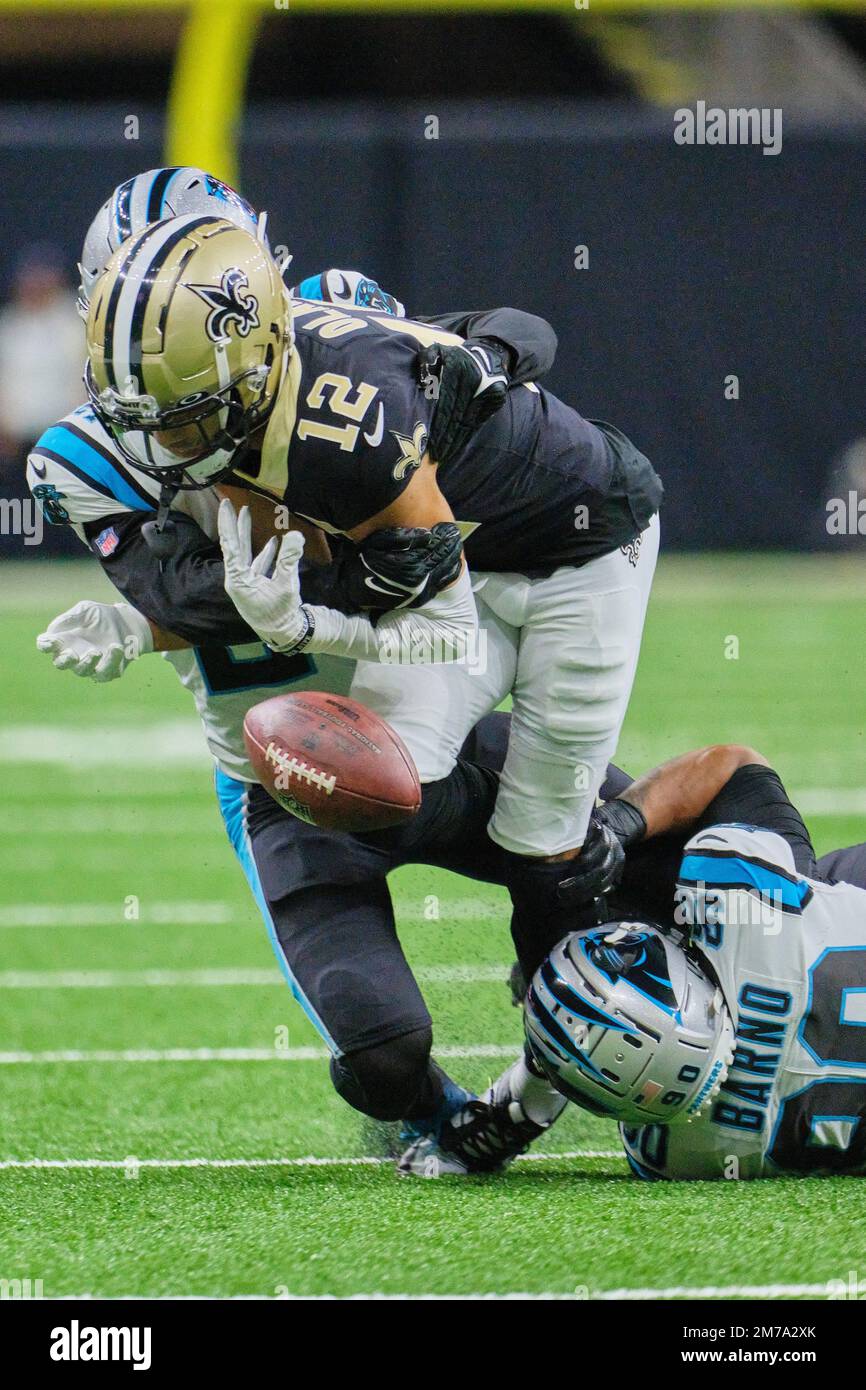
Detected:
[
  {"left": 220, "top": 497, "right": 477, "bottom": 668},
  {"left": 600, "top": 744, "right": 771, "bottom": 846},
  {"left": 419, "top": 307, "right": 557, "bottom": 384},
  {"left": 80, "top": 509, "right": 266, "bottom": 647},
  {"left": 216, "top": 482, "right": 333, "bottom": 564},
  {"left": 80, "top": 495, "right": 416, "bottom": 644},
  {"left": 412, "top": 308, "right": 556, "bottom": 466},
  {"left": 600, "top": 743, "right": 816, "bottom": 889},
  {"left": 345, "top": 456, "right": 455, "bottom": 541},
  {"left": 39, "top": 494, "right": 464, "bottom": 680}
]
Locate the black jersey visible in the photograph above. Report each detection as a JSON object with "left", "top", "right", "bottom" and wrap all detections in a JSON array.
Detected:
[{"left": 233, "top": 301, "right": 662, "bottom": 575}]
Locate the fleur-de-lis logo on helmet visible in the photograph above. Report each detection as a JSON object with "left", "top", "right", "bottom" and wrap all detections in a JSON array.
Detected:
[{"left": 187, "top": 266, "right": 260, "bottom": 343}]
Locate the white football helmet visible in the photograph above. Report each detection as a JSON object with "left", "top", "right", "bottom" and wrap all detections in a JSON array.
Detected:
[
  {"left": 524, "top": 923, "right": 734, "bottom": 1126},
  {"left": 77, "top": 167, "right": 266, "bottom": 317}
]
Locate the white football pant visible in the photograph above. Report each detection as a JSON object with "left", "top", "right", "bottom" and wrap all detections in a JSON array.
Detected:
[{"left": 350, "top": 512, "right": 659, "bottom": 857}]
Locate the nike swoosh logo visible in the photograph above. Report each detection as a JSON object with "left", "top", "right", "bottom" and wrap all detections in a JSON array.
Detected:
[
  {"left": 30, "top": 459, "right": 46, "bottom": 478},
  {"left": 363, "top": 574, "right": 403, "bottom": 595},
  {"left": 334, "top": 272, "right": 351, "bottom": 302},
  {"left": 363, "top": 402, "right": 384, "bottom": 448}
]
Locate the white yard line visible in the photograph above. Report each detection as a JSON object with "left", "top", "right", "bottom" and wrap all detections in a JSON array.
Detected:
[
  {"left": 0, "top": 902, "right": 236, "bottom": 928},
  {"left": 0, "top": 964, "right": 510, "bottom": 989},
  {"left": 0, "top": 1044, "right": 522, "bottom": 1064},
  {"left": 592, "top": 1281, "right": 835, "bottom": 1300},
  {"left": 9, "top": 786, "right": 866, "bottom": 935},
  {"left": 794, "top": 788, "right": 866, "bottom": 816},
  {"left": 1, "top": 715, "right": 864, "bottom": 818},
  {"left": 0, "top": 899, "right": 504, "bottom": 929},
  {"left": 0, "top": 1148, "right": 621, "bottom": 1172},
  {"left": 0, "top": 968, "right": 282, "bottom": 989},
  {"left": 0, "top": 723, "right": 208, "bottom": 767},
  {"left": 41, "top": 1283, "right": 838, "bottom": 1301}
]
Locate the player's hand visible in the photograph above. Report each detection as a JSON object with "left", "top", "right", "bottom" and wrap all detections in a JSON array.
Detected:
[
  {"left": 218, "top": 500, "right": 313, "bottom": 654},
  {"left": 417, "top": 339, "right": 510, "bottom": 465},
  {"left": 36, "top": 600, "right": 154, "bottom": 682},
  {"left": 556, "top": 819, "right": 626, "bottom": 916},
  {"left": 293, "top": 268, "right": 405, "bottom": 318},
  {"left": 358, "top": 523, "right": 463, "bottom": 609}
]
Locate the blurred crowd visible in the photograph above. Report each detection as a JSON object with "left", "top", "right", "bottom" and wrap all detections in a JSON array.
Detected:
[{"left": 0, "top": 245, "right": 84, "bottom": 555}]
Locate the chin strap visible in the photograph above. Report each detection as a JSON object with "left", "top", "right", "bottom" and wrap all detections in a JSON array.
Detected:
[{"left": 141, "top": 475, "right": 181, "bottom": 564}]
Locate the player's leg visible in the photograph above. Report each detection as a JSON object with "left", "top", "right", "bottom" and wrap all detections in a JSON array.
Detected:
[
  {"left": 486, "top": 514, "right": 659, "bottom": 978},
  {"left": 348, "top": 587, "right": 518, "bottom": 784},
  {"left": 215, "top": 770, "right": 468, "bottom": 1124},
  {"left": 273, "top": 882, "right": 465, "bottom": 1125}
]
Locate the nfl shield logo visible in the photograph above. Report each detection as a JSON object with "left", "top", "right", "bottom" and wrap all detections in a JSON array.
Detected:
[{"left": 95, "top": 526, "right": 119, "bottom": 558}]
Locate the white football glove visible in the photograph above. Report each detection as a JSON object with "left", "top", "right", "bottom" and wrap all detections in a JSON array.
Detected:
[
  {"left": 218, "top": 499, "right": 311, "bottom": 653},
  {"left": 36, "top": 600, "right": 154, "bottom": 682}
]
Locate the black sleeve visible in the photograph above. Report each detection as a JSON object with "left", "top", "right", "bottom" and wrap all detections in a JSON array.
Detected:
[
  {"left": 613, "top": 833, "right": 691, "bottom": 927},
  {"left": 82, "top": 509, "right": 385, "bottom": 644},
  {"left": 418, "top": 308, "right": 557, "bottom": 384},
  {"left": 610, "top": 763, "right": 816, "bottom": 922},
  {"left": 82, "top": 510, "right": 261, "bottom": 647},
  {"left": 694, "top": 763, "right": 816, "bottom": 875}
]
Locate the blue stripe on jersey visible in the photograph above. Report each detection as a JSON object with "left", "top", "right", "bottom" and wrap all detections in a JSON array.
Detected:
[
  {"left": 295, "top": 274, "right": 324, "bottom": 300},
  {"left": 35, "top": 424, "right": 153, "bottom": 512},
  {"left": 679, "top": 853, "right": 811, "bottom": 912},
  {"left": 214, "top": 768, "right": 341, "bottom": 1055}
]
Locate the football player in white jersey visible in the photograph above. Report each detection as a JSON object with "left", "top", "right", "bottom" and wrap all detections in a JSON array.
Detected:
[{"left": 403, "top": 743, "right": 866, "bottom": 1178}]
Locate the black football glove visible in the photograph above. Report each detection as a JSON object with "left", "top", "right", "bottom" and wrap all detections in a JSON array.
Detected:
[
  {"left": 358, "top": 523, "right": 463, "bottom": 609},
  {"left": 299, "top": 523, "right": 463, "bottom": 614},
  {"left": 555, "top": 818, "right": 626, "bottom": 919},
  {"left": 417, "top": 338, "right": 510, "bottom": 464}
]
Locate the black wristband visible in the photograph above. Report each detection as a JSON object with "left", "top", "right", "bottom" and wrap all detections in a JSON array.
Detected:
[
  {"left": 596, "top": 797, "right": 647, "bottom": 848},
  {"left": 270, "top": 605, "right": 316, "bottom": 656}
]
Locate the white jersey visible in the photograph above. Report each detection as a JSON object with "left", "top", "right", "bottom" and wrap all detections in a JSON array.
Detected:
[
  {"left": 28, "top": 405, "right": 354, "bottom": 782},
  {"left": 621, "top": 822, "right": 866, "bottom": 1179}
]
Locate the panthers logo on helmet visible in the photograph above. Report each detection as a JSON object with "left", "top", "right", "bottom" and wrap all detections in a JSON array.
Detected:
[
  {"left": 187, "top": 267, "right": 260, "bottom": 343},
  {"left": 203, "top": 173, "right": 258, "bottom": 223}
]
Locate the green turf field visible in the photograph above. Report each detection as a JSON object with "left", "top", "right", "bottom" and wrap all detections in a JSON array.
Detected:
[{"left": 2, "top": 554, "right": 866, "bottom": 1300}]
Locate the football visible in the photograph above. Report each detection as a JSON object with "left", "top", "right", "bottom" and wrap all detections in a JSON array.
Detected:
[{"left": 243, "top": 691, "right": 422, "bottom": 832}]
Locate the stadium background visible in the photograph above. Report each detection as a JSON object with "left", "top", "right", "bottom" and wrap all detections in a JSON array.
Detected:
[{"left": 2, "top": 0, "right": 866, "bottom": 1302}]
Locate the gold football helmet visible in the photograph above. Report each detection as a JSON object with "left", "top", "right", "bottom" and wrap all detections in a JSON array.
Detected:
[{"left": 85, "top": 214, "right": 292, "bottom": 487}]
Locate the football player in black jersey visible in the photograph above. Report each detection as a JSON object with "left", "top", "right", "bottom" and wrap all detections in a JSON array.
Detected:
[{"left": 83, "top": 216, "right": 662, "bottom": 1055}]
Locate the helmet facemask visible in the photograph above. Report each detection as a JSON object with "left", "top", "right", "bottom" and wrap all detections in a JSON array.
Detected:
[{"left": 85, "top": 352, "right": 272, "bottom": 488}]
